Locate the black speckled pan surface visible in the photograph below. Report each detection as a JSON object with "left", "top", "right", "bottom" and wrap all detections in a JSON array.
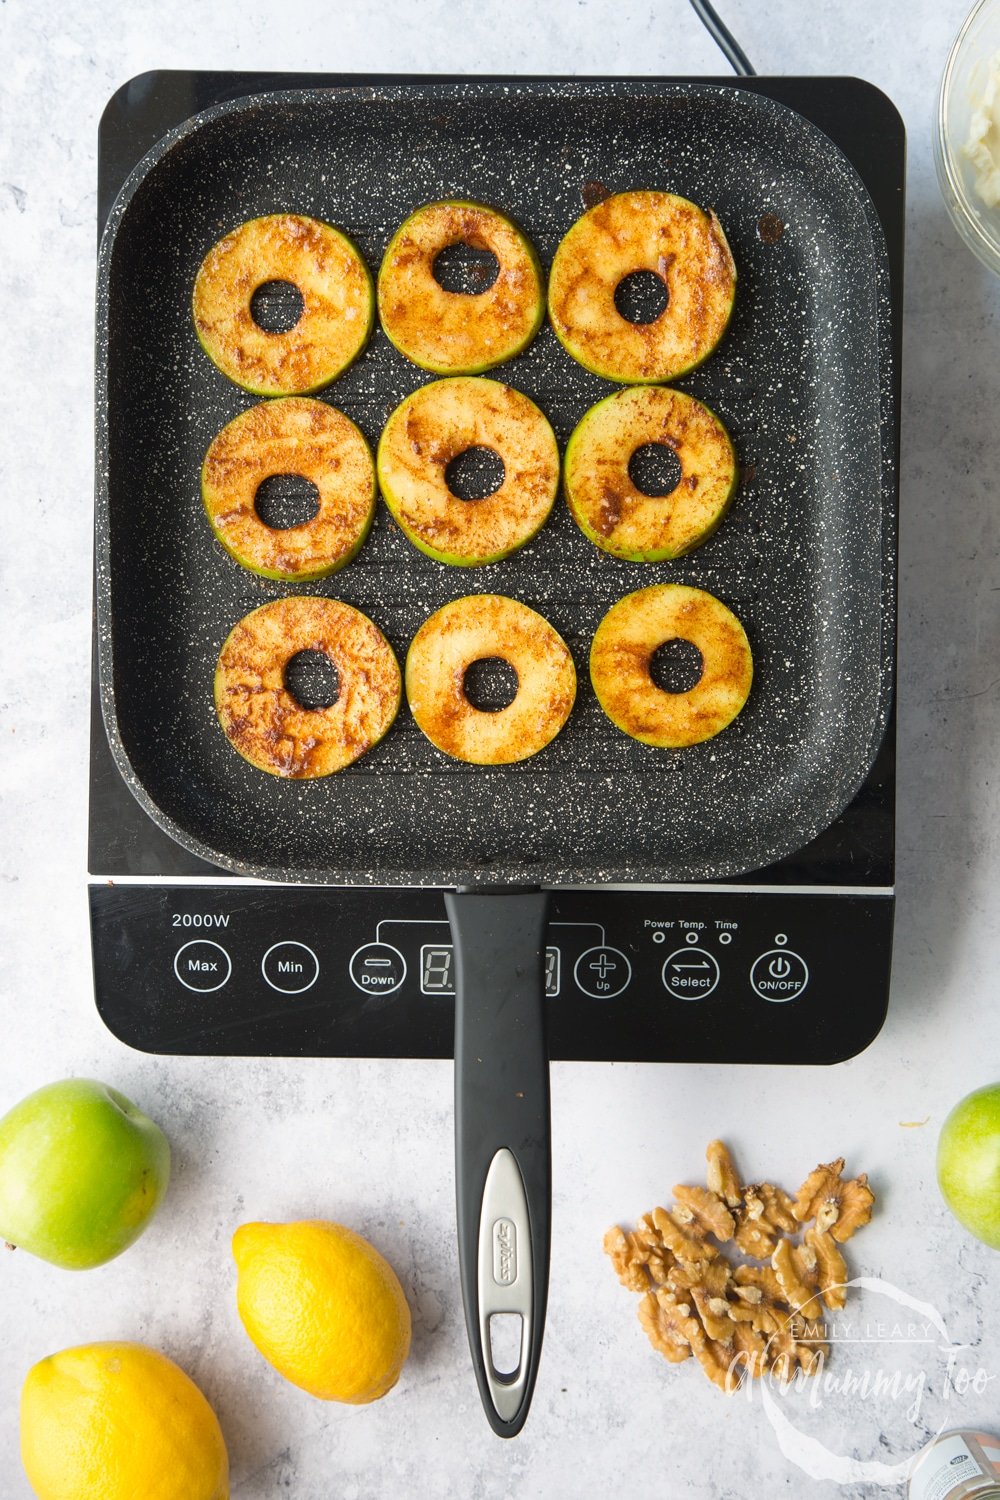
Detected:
[{"left": 95, "top": 80, "right": 896, "bottom": 887}]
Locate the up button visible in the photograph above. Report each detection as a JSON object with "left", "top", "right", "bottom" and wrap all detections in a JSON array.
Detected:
[
  {"left": 750, "top": 948, "right": 809, "bottom": 1003},
  {"left": 574, "top": 947, "right": 631, "bottom": 998}
]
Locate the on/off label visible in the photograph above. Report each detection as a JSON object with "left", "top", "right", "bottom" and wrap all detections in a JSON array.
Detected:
[{"left": 749, "top": 949, "right": 809, "bottom": 1002}]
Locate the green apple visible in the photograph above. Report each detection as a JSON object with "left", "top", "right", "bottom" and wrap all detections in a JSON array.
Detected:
[
  {"left": 0, "top": 1079, "right": 170, "bottom": 1269},
  {"left": 937, "top": 1082, "right": 1000, "bottom": 1249}
]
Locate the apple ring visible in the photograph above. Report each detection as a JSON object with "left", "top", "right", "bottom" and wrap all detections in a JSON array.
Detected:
[
  {"left": 565, "top": 385, "right": 737, "bottom": 560},
  {"left": 215, "top": 597, "right": 400, "bottom": 778},
  {"left": 377, "top": 378, "right": 559, "bottom": 565},
  {"left": 378, "top": 200, "right": 544, "bottom": 373},
  {"left": 201, "top": 398, "right": 375, "bottom": 581},
  {"left": 548, "top": 191, "right": 736, "bottom": 383},
  {"left": 406, "top": 595, "right": 576, "bottom": 764},
  {"left": 193, "top": 214, "right": 373, "bottom": 395},
  {"left": 590, "top": 584, "right": 752, "bottom": 747}
]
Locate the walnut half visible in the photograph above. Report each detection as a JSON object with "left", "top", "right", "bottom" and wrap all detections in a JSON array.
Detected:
[{"left": 793, "top": 1159, "right": 875, "bottom": 1242}]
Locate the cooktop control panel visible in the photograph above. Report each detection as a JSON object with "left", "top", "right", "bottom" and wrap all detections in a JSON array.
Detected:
[{"left": 90, "top": 884, "right": 892, "bottom": 1064}]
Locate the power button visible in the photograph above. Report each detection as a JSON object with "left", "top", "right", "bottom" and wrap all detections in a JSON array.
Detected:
[{"left": 750, "top": 949, "right": 809, "bottom": 1003}]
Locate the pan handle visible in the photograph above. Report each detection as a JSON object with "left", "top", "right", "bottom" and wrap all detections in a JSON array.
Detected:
[{"left": 445, "top": 888, "right": 550, "bottom": 1439}]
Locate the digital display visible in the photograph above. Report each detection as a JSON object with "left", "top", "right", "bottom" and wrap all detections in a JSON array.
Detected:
[
  {"left": 420, "top": 944, "right": 560, "bottom": 997},
  {"left": 421, "top": 945, "right": 454, "bottom": 993},
  {"left": 544, "top": 947, "right": 560, "bottom": 997}
]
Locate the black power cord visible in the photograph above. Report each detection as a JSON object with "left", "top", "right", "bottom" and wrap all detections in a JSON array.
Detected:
[{"left": 688, "top": 0, "right": 756, "bottom": 76}]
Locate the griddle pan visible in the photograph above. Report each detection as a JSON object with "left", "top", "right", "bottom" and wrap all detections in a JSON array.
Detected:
[{"left": 95, "top": 80, "right": 897, "bottom": 1435}]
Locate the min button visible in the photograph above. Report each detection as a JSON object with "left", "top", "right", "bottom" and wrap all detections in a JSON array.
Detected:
[
  {"left": 262, "top": 942, "right": 319, "bottom": 995},
  {"left": 750, "top": 949, "right": 809, "bottom": 1002}
]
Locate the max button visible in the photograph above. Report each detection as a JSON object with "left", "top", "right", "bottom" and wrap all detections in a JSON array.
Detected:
[
  {"left": 174, "top": 940, "right": 231, "bottom": 993},
  {"left": 349, "top": 942, "right": 406, "bottom": 995},
  {"left": 574, "top": 946, "right": 631, "bottom": 998},
  {"left": 262, "top": 942, "right": 319, "bottom": 995},
  {"left": 750, "top": 949, "right": 809, "bottom": 1002}
]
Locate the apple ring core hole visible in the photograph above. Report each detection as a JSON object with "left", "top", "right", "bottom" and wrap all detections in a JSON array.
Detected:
[
  {"left": 284, "top": 649, "right": 340, "bottom": 710},
  {"left": 628, "top": 442, "right": 682, "bottom": 498},
  {"left": 249, "top": 279, "right": 305, "bottom": 333},
  {"left": 445, "top": 445, "right": 506, "bottom": 501},
  {"left": 650, "top": 638, "right": 704, "bottom": 694},
  {"left": 254, "top": 473, "right": 321, "bottom": 529},
  {"left": 614, "top": 269, "right": 669, "bottom": 325},
  {"left": 463, "top": 656, "right": 519, "bottom": 712},
  {"left": 432, "top": 241, "right": 501, "bottom": 294}
]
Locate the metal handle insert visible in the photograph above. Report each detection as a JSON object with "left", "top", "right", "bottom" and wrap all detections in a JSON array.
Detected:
[{"left": 477, "top": 1148, "right": 533, "bottom": 1421}]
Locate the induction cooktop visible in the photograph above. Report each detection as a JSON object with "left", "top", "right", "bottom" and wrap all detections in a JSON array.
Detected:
[{"left": 89, "top": 70, "right": 901, "bottom": 1064}]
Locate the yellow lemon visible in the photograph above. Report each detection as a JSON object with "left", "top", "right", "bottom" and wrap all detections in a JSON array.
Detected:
[
  {"left": 20, "top": 1341, "right": 229, "bottom": 1500},
  {"left": 233, "top": 1219, "right": 411, "bottom": 1403}
]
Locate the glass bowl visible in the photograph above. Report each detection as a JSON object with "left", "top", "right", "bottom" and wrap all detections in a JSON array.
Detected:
[{"left": 935, "top": 0, "right": 1000, "bottom": 275}]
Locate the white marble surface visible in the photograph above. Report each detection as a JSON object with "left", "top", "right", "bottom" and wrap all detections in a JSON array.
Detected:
[{"left": 2, "top": 0, "right": 1000, "bottom": 1495}]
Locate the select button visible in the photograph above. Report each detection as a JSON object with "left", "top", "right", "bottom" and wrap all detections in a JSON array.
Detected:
[
  {"left": 662, "top": 947, "right": 720, "bottom": 1000},
  {"left": 174, "top": 940, "right": 231, "bottom": 993},
  {"left": 262, "top": 942, "right": 319, "bottom": 994},
  {"left": 750, "top": 949, "right": 809, "bottom": 1002}
]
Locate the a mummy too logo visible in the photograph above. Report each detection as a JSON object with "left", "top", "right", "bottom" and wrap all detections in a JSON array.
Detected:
[{"left": 735, "top": 1277, "right": 996, "bottom": 1485}]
